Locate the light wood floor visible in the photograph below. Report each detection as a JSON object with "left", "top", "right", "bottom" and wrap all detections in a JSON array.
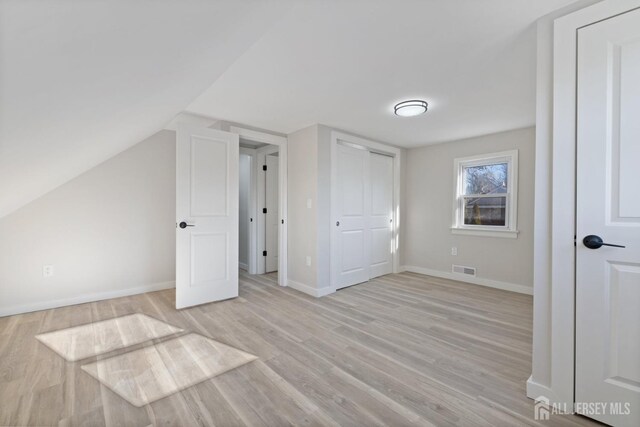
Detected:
[{"left": 0, "top": 271, "right": 598, "bottom": 426}]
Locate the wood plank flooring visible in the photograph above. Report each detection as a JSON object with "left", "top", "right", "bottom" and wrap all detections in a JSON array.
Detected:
[{"left": 0, "top": 271, "right": 598, "bottom": 426}]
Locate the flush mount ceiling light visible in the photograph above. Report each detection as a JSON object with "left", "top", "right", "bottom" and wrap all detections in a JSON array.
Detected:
[{"left": 394, "top": 99, "right": 428, "bottom": 117}]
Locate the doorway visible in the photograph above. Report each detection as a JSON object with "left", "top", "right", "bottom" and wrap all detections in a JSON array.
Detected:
[
  {"left": 231, "top": 126, "right": 288, "bottom": 284},
  {"left": 239, "top": 145, "right": 281, "bottom": 276}
]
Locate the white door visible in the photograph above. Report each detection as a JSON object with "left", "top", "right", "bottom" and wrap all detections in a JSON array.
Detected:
[
  {"left": 335, "top": 144, "right": 370, "bottom": 289},
  {"left": 576, "top": 8, "right": 640, "bottom": 426},
  {"left": 176, "top": 125, "right": 239, "bottom": 309},
  {"left": 369, "top": 152, "right": 393, "bottom": 278},
  {"left": 265, "top": 154, "right": 279, "bottom": 273}
]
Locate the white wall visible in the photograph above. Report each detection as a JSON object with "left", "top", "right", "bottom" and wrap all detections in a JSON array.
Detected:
[
  {"left": 238, "top": 153, "right": 251, "bottom": 270},
  {"left": 0, "top": 130, "right": 176, "bottom": 316},
  {"left": 402, "top": 127, "right": 535, "bottom": 293},
  {"left": 316, "top": 125, "right": 333, "bottom": 290},
  {"left": 286, "top": 125, "right": 319, "bottom": 290}
]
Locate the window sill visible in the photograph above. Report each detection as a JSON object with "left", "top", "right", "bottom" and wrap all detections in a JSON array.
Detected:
[{"left": 450, "top": 227, "right": 519, "bottom": 239}]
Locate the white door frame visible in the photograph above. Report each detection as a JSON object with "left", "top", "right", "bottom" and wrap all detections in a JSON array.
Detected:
[
  {"left": 239, "top": 147, "right": 257, "bottom": 274},
  {"left": 542, "top": 0, "right": 640, "bottom": 409},
  {"left": 330, "top": 131, "right": 401, "bottom": 291},
  {"left": 230, "top": 126, "right": 288, "bottom": 287}
]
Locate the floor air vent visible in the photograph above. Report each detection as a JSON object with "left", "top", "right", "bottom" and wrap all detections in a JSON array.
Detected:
[{"left": 452, "top": 264, "right": 476, "bottom": 276}]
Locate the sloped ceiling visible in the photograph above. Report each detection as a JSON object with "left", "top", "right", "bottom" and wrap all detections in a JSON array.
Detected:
[
  {"left": 0, "top": 0, "right": 293, "bottom": 219},
  {"left": 186, "top": 0, "right": 576, "bottom": 147},
  {"left": 0, "top": 0, "right": 581, "bottom": 220}
]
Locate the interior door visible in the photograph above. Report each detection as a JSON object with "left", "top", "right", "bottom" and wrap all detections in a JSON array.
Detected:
[
  {"left": 369, "top": 152, "right": 393, "bottom": 278},
  {"left": 265, "top": 154, "right": 279, "bottom": 273},
  {"left": 335, "top": 143, "right": 370, "bottom": 289},
  {"left": 576, "top": 8, "right": 640, "bottom": 426},
  {"left": 176, "top": 125, "right": 239, "bottom": 309}
]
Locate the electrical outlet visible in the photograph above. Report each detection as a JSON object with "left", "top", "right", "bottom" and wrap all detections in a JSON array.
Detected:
[
  {"left": 43, "top": 265, "right": 54, "bottom": 277},
  {"left": 306, "top": 256, "right": 312, "bottom": 266},
  {"left": 451, "top": 247, "right": 458, "bottom": 256}
]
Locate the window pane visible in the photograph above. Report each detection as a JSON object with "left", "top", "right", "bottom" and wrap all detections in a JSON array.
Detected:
[
  {"left": 463, "top": 163, "right": 508, "bottom": 195},
  {"left": 463, "top": 196, "right": 506, "bottom": 226}
]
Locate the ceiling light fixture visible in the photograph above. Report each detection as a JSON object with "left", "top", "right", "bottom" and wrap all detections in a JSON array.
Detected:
[{"left": 394, "top": 99, "right": 428, "bottom": 117}]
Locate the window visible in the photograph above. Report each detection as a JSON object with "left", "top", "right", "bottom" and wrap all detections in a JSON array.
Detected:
[{"left": 452, "top": 150, "right": 518, "bottom": 238}]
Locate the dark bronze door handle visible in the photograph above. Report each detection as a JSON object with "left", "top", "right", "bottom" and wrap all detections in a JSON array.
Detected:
[{"left": 583, "top": 235, "right": 625, "bottom": 249}]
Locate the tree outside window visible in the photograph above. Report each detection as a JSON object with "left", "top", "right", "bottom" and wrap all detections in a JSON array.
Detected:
[{"left": 452, "top": 151, "right": 518, "bottom": 238}]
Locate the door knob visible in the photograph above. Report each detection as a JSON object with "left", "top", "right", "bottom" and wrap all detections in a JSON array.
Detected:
[
  {"left": 583, "top": 235, "right": 625, "bottom": 249},
  {"left": 179, "top": 221, "right": 195, "bottom": 229}
]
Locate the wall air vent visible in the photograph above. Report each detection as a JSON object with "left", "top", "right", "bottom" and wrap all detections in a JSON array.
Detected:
[{"left": 452, "top": 264, "right": 476, "bottom": 276}]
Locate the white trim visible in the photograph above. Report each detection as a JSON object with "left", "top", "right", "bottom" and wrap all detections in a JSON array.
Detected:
[
  {"left": 541, "top": 0, "right": 640, "bottom": 408},
  {"left": 229, "top": 126, "right": 287, "bottom": 146},
  {"left": 330, "top": 131, "right": 402, "bottom": 291},
  {"left": 451, "top": 149, "right": 517, "bottom": 165},
  {"left": 0, "top": 281, "right": 176, "bottom": 317},
  {"left": 230, "top": 126, "right": 288, "bottom": 287},
  {"left": 526, "top": 376, "right": 567, "bottom": 410},
  {"left": 452, "top": 150, "right": 518, "bottom": 236},
  {"left": 450, "top": 228, "right": 519, "bottom": 239},
  {"left": 239, "top": 262, "right": 249, "bottom": 271},
  {"left": 286, "top": 280, "right": 335, "bottom": 298},
  {"left": 401, "top": 265, "right": 533, "bottom": 295},
  {"left": 239, "top": 147, "right": 257, "bottom": 274}
]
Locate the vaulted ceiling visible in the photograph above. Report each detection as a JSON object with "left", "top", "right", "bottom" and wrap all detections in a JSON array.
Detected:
[
  {"left": 0, "top": 0, "right": 293, "bottom": 218},
  {"left": 1, "top": 0, "right": 577, "bottom": 219}
]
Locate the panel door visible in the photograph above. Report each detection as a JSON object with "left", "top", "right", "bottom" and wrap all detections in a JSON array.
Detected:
[
  {"left": 176, "top": 125, "right": 239, "bottom": 309},
  {"left": 265, "top": 154, "right": 279, "bottom": 273},
  {"left": 369, "top": 152, "right": 393, "bottom": 278},
  {"left": 576, "top": 8, "right": 640, "bottom": 426},
  {"left": 335, "top": 144, "right": 370, "bottom": 289}
]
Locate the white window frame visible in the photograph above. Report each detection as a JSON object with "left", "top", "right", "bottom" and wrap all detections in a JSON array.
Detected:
[{"left": 451, "top": 150, "right": 519, "bottom": 238}]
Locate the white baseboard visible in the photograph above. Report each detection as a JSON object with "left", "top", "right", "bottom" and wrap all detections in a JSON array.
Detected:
[
  {"left": 400, "top": 265, "right": 533, "bottom": 295},
  {"left": 287, "top": 279, "right": 334, "bottom": 298},
  {"left": 239, "top": 262, "right": 248, "bottom": 271},
  {"left": 0, "top": 281, "right": 176, "bottom": 317},
  {"left": 526, "top": 376, "right": 554, "bottom": 400},
  {"left": 526, "top": 376, "right": 574, "bottom": 412}
]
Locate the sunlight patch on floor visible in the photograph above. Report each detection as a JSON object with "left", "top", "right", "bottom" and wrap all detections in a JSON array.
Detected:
[
  {"left": 82, "top": 333, "right": 257, "bottom": 407},
  {"left": 35, "top": 313, "right": 183, "bottom": 361}
]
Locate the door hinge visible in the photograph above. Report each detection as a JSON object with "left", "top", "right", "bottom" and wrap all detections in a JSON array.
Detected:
[
  {"left": 263, "top": 250, "right": 267, "bottom": 256},
  {"left": 263, "top": 208, "right": 267, "bottom": 214},
  {"left": 263, "top": 165, "right": 267, "bottom": 171},
  {"left": 574, "top": 234, "right": 577, "bottom": 247},
  {"left": 281, "top": 219, "right": 284, "bottom": 224}
]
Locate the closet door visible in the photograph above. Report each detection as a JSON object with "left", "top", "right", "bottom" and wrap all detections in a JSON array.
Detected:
[
  {"left": 369, "top": 152, "right": 393, "bottom": 278},
  {"left": 334, "top": 144, "right": 370, "bottom": 289}
]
